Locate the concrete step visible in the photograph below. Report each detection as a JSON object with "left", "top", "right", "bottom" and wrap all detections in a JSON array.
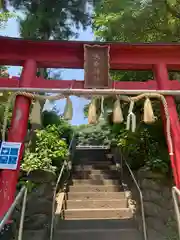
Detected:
[
  {"left": 66, "top": 199, "right": 127, "bottom": 209},
  {"left": 54, "top": 228, "right": 141, "bottom": 240},
  {"left": 71, "top": 179, "right": 121, "bottom": 185},
  {"left": 68, "top": 184, "right": 123, "bottom": 192},
  {"left": 64, "top": 208, "right": 133, "bottom": 219},
  {"left": 72, "top": 170, "right": 120, "bottom": 180},
  {"left": 73, "top": 164, "right": 117, "bottom": 171},
  {"left": 57, "top": 219, "right": 137, "bottom": 230},
  {"left": 67, "top": 191, "right": 125, "bottom": 200}
]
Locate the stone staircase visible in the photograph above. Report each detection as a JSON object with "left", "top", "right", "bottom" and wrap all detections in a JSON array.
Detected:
[{"left": 54, "top": 149, "right": 142, "bottom": 240}]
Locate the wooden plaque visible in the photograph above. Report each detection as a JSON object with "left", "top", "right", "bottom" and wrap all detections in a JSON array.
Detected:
[{"left": 84, "top": 44, "right": 110, "bottom": 88}]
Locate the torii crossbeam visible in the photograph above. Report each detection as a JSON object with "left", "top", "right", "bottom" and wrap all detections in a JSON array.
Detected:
[{"left": 0, "top": 37, "right": 180, "bottom": 224}]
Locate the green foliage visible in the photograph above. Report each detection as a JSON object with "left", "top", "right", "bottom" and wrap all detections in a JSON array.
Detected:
[
  {"left": 21, "top": 125, "right": 69, "bottom": 173},
  {"left": 42, "top": 110, "right": 61, "bottom": 127},
  {"left": 77, "top": 121, "right": 112, "bottom": 146},
  {"left": 8, "top": 0, "right": 98, "bottom": 40},
  {"left": 93, "top": 0, "right": 180, "bottom": 43},
  {"left": 17, "top": 179, "right": 36, "bottom": 192},
  {"left": 42, "top": 111, "right": 73, "bottom": 144},
  {"left": 0, "top": 11, "right": 15, "bottom": 28},
  {"left": 114, "top": 121, "right": 170, "bottom": 174},
  {"left": 110, "top": 70, "right": 153, "bottom": 82}
]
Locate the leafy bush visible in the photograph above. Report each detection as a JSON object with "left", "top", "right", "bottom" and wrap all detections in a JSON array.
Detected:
[
  {"left": 115, "top": 121, "right": 170, "bottom": 174},
  {"left": 42, "top": 111, "right": 73, "bottom": 144},
  {"left": 77, "top": 121, "right": 112, "bottom": 146},
  {"left": 21, "top": 125, "right": 69, "bottom": 173}
]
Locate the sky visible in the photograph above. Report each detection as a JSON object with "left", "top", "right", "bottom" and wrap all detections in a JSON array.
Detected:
[{"left": 0, "top": 17, "right": 94, "bottom": 125}]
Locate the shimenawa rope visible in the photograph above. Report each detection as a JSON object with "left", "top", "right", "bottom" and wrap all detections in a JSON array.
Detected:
[{"left": 2, "top": 91, "right": 173, "bottom": 157}]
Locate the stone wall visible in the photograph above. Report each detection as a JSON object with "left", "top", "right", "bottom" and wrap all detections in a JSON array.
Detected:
[
  {"left": 14, "top": 170, "right": 56, "bottom": 240},
  {"left": 133, "top": 169, "right": 178, "bottom": 240}
]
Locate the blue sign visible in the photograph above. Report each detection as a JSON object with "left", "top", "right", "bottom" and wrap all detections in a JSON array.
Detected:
[{"left": 0, "top": 142, "right": 22, "bottom": 170}]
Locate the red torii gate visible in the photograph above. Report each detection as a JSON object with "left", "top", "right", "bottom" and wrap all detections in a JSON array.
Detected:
[{"left": 0, "top": 37, "right": 180, "bottom": 221}]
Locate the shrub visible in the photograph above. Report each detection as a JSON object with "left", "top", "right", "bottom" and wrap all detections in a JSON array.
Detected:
[{"left": 21, "top": 125, "right": 69, "bottom": 173}]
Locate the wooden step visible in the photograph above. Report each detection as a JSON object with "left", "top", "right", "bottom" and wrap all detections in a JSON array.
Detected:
[
  {"left": 67, "top": 191, "right": 125, "bottom": 200},
  {"left": 66, "top": 199, "right": 127, "bottom": 209},
  {"left": 64, "top": 208, "right": 133, "bottom": 220},
  {"left": 54, "top": 229, "right": 141, "bottom": 240},
  {"left": 68, "top": 184, "right": 123, "bottom": 192},
  {"left": 57, "top": 218, "right": 137, "bottom": 230}
]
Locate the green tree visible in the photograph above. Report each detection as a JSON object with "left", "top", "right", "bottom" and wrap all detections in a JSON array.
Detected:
[
  {"left": 7, "top": 0, "right": 98, "bottom": 40},
  {"left": 93, "top": 0, "right": 180, "bottom": 43}
]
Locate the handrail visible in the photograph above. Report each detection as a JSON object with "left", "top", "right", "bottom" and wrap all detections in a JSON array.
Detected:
[
  {"left": 17, "top": 186, "right": 28, "bottom": 240},
  {"left": 112, "top": 148, "right": 147, "bottom": 240},
  {"left": 172, "top": 186, "right": 180, "bottom": 238},
  {"left": 49, "top": 133, "right": 76, "bottom": 240},
  {"left": 124, "top": 160, "right": 147, "bottom": 240},
  {"left": 76, "top": 145, "right": 110, "bottom": 149},
  {"left": 0, "top": 185, "right": 28, "bottom": 240}
]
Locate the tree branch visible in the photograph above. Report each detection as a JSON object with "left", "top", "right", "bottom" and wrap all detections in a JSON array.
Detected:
[{"left": 165, "top": 0, "right": 180, "bottom": 19}]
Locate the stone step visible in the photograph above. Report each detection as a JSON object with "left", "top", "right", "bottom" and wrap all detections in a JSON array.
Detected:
[
  {"left": 73, "top": 161, "right": 113, "bottom": 167},
  {"left": 73, "top": 164, "right": 117, "bottom": 171},
  {"left": 72, "top": 170, "right": 120, "bottom": 180},
  {"left": 73, "top": 169, "right": 118, "bottom": 174},
  {"left": 71, "top": 179, "right": 121, "bottom": 185},
  {"left": 66, "top": 199, "right": 127, "bottom": 209},
  {"left": 22, "top": 230, "right": 46, "bottom": 240},
  {"left": 57, "top": 219, "right": 137, "bottom": 230},
  {"left": 69, "top": 184, "right": 123, "bottom": 192},
  {"left": 74, "top": 156, "right": 108, "bottom": 163},
  {"left": 67, "top": 191, "right": 125, "bottom": 200},
  {"left": 74, "top": 149, "right": 110, "bottom": 160},
  {"left": 64, "top": 208, "right": 133, "bottom": 219},
  {"left": 54, "top": 229, "right": 141, "bottom": 240}
]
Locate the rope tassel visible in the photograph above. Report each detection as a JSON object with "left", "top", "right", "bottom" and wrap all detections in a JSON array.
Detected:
[
  {"left": 88, "top": 98, "right": 97, "bottom": 124},
  {"left": 99, "top": 96, "right": 104, "bottom": 121},
  {"left": 143, "top": 97, "right": 156, "bottom": 124},
  {"left": 30, "top": 100, "right": 42, "bottom": 125},
  {"left": 126, "top": 100, "right": 136, "bottom": 132},
  {"left": 63, "top": 96, "right": 73, "bottom": 120},
  {"left": 113, "top": 96, "right": 124, "bottom": 123}
]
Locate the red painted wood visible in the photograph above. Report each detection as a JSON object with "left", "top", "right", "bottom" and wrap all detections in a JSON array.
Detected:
[
  {"left": 154, "top": 63, "right": 180, "bottom": 188},
  {"left": 1, "top": 77, "right": 180, "bottom": 91},
  {"left": 2, "top": 76, "right": 180, "bottom": 91},
  {"left": 0, "top": 78, "right": 159, "bottom": 89},
  {"left": 1, "top": 37, "right": 180, "bottom": 70},
  {"left": 0, "top": 77, "right": 19, "bottom": 87},
  {"left": 0, "top": 60, "right": 37, "bottom": 218}
]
